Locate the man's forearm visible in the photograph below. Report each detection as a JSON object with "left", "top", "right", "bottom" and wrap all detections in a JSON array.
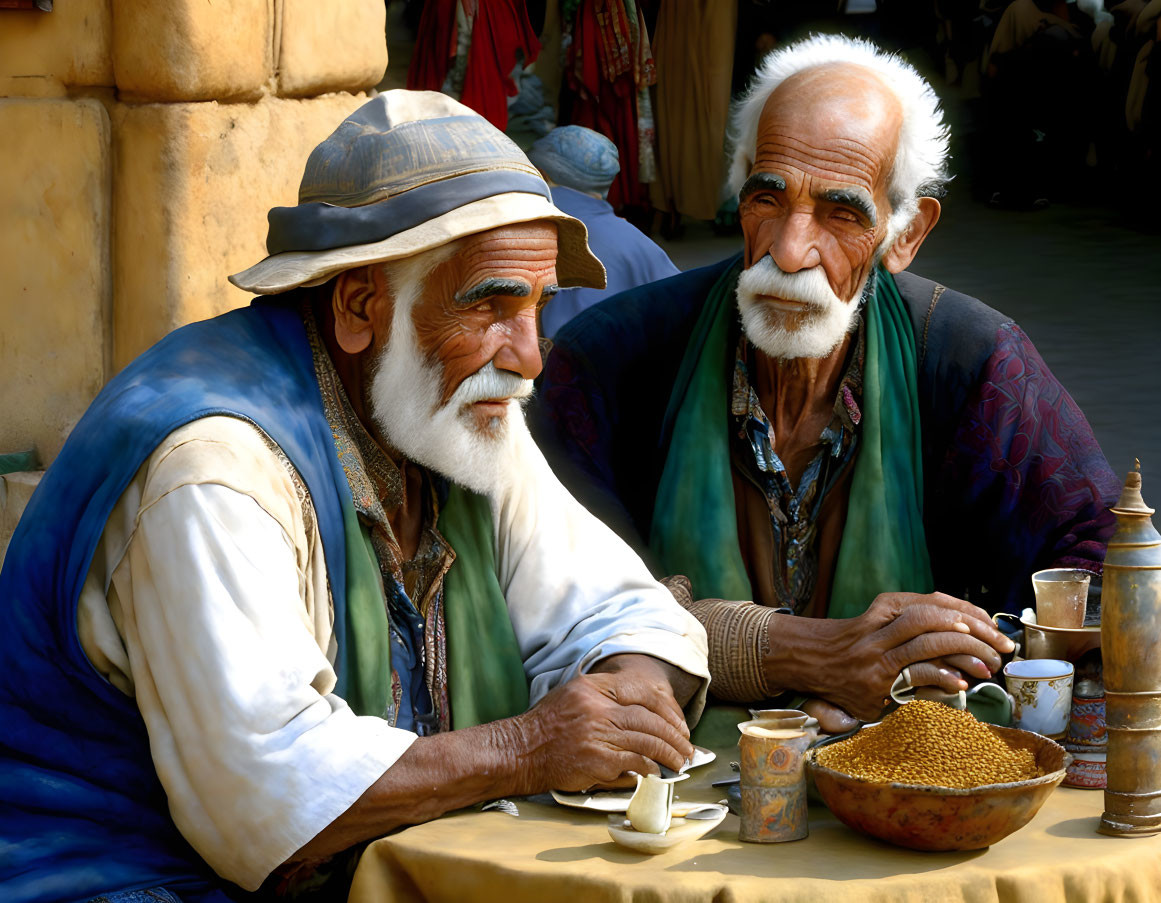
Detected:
[
  {"left": 671, "top": 582, "right": 853, "bottom": 704},
  {"left": 761, "top": 613, "right": 850, "bottom": 699},
  {"left": 289, "top": 716, "right": 535, "bottom": 864},
  {"left": 682, "top": 598, "right": 778, "bottom": 702},
  {"left": 288, "top": 658, "right": 699, "bottom": 867},
  {"left": 663, "top": 576, "right": 771, "bottom": 704}
]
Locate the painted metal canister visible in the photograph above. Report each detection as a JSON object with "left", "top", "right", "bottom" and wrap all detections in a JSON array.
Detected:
[
  {"left": 1099, "top": 465, "right": 1161, "bottom": 837},
  {"left": 738, "top": 725, "right": 811, "bottom": 843}
]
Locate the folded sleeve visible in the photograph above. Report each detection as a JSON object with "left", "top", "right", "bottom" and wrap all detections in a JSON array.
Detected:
[
  {"left": 111, "top": 481, "right": 415, "bottom": 891},
  {"left": 492, "top": 431, "right": 711, "bottom": 720}
]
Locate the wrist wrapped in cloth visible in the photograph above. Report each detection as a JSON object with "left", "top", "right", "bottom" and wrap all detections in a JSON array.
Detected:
[{"left": 661, "top": 576, "right": 774, "bottom": 703}]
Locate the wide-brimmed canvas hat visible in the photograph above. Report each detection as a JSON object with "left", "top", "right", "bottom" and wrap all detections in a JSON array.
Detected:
[{"left": 229, "top": 91, "right": 607, "bottom": 294}]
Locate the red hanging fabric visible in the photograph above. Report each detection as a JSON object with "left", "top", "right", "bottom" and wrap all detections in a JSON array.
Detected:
[
  {"left": 460, "top": 0, "right": 542, "bottom": 130},
  {"left": 565, "top": 0, "right": 646, "bottom": 208},
  {"left": 407, "top": 0, "right": 460, "bottom": 92}
]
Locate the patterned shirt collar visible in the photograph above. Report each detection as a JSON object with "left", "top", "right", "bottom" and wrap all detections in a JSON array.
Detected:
[
  {"left": 301, "top": 305, "right": 406, "bottom": 518},
  {"left": 300, "top": 303, "right": 454, "bottom": 733},
  {"left": 729, "top": 312, "right": 866, "bottom": 609},
  {"left": 731, "top": 317, "right": 865, "bottom": 441}
]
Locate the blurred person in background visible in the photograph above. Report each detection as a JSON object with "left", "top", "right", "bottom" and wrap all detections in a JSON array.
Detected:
[
  {"left": 984, "top": 0, "right": 1097, "bottom": 207},
  {"left": 528, "top": 125, "right": 678, "bottom": 338}
]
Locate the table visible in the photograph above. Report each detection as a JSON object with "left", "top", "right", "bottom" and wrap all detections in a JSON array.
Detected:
[{"left": 349, "top": 748, "right": 1161, "bottom": 902}]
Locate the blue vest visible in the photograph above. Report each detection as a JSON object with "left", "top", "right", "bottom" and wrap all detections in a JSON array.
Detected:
[{"left": 0, "top": 302, "right": 357, "bottom": 903}]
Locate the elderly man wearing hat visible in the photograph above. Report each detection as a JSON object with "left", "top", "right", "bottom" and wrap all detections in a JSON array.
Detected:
[
  {"left": 0, "top": 92, "right": 709, "bottom": 903},
  {"left": 527, "top": 125, "right": 678, "bottom": 338}
]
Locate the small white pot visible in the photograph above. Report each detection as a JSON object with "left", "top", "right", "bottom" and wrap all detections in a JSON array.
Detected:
[{"left": 626, "top": 772, "right": 689, "bottom": 835}]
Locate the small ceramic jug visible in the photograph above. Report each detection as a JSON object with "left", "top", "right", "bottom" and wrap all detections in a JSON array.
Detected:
[
  {"left": 738, "top": 725, "right": 811, "bottom": 843},
  {"left": 626, "top": 773, "right": 688, "bottom": 835}
]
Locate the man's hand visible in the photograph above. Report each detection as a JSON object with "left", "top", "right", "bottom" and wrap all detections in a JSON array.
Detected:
[
  {"left": 765, "top": 591, "right": 1015, "bottom": 722},
  {"left": 801, "top": 697, "right": 859, "bottom": 734},
  {"left": 287, "top": 656, "right": 698, "bottom": 865},
  {"left": 514, "top": 658, "right": 695, "bottom": 792}
]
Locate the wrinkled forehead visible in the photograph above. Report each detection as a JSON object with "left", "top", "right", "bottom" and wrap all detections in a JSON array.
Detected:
[
  {"left": 753, "top": 63, "right": 904, "bottom": 196},
  {"left": 432, "top": 221, "right": 561, "bottom": 297}
]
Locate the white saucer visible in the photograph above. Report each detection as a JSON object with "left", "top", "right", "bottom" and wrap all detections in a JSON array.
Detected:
[{"left": 606, "top": 805, "right": 728, "bottom": 854}]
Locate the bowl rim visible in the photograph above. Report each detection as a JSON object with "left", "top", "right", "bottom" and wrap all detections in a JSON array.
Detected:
[
  {"left": 804, "top": 725, "right": 1071, "bottom": 795},
  {"left": 1019, "top": 617, "right": 1101, "bottom": 636}
]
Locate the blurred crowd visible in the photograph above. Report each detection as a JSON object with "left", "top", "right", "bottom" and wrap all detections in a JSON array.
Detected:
[
  {"left": 396, "top": 0, "right": 1161, "bottom": 225},
  {"left": 943, "top": 0, "right": 1161, "bottom": 210}
]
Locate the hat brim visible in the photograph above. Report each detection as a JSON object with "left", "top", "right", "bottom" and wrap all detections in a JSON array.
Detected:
[{"left": 228, "top": 192, "right": 607, "bottom": 294}]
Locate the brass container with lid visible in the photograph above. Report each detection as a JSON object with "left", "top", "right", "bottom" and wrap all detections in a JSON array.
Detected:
[{"left": 1099, "top": 463, "right": 1161, "bottom": 837}]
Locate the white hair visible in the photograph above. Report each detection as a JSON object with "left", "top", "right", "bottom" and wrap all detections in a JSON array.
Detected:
[
  {"left": 381, "top": 241, "right": 458, "bottom": 305},
  {"left": 736, "top": 255, "right": 866, "bottom": 360},
  {"left": 727, "top": 34, "right": 951, "bottom": 241},
  {"left": 368, "top": 242, "right": 533, "bottom": 498}
]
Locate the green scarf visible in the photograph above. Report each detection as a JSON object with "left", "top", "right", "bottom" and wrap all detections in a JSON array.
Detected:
[
  {"left": 649, "top": 260, "right": 933, "bottom": 616},
  {"left": 337, "top": 485, "right": 529, "bottom": 728}
]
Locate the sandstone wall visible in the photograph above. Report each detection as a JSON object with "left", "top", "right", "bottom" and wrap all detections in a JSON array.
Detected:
[
  {"left": 1, "top": 98, "right": 111, "bottom": 465},
  {"left": 0, "top": 2, "right": 387, "bottom": 558}
]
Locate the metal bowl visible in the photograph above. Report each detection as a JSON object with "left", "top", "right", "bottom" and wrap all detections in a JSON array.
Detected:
[
  {"left": 805, "top": 725, "right": 1070, "bottom": 851},
  {"left": 1020, "top": 617, "right": 1102, "bottom": 662}
]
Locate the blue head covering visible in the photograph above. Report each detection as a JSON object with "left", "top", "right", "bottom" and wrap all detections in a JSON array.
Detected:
[{"left": 528, "top": 126, "right": 620, "bottom": 198}]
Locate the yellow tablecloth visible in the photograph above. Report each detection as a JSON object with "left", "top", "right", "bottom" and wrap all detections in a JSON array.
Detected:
[{"left": 349, "top": 749, "right": 1161, "bottom": 903}]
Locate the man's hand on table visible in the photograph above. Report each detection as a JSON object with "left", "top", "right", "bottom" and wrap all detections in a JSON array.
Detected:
[
  {"left": 515, "top": 653, "right": 696, "bottom": 792},
  {"left": 763, "top": 591, "right": 1015, "bottom": 724},
  {"left": 286, "top": 654, "right": 697, "bottom": 866}
]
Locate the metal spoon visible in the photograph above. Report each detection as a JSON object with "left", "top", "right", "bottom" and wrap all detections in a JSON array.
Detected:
[{"left": 671, "top": 802, "right": 728, "bottom": 820}]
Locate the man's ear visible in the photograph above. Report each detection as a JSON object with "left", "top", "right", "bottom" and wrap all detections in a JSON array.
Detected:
[
  {"left": 881, "top": 197, "right": 941, "bottom": 274},
  {"left": 332, "top": 265, "right": 390, "bottom": 355}
]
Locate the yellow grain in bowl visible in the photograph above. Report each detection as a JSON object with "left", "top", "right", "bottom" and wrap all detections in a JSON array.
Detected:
[{"left": 815, "top": 699, "right": 1042, "bottom": 788}]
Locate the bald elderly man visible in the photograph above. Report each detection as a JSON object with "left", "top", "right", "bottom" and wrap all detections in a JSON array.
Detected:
[
  {"left": 532, "top": 35, "right": 1118, "bottom": 732},
  {"left": 0, "top": 93, "right": 709, "bottom": 903}
]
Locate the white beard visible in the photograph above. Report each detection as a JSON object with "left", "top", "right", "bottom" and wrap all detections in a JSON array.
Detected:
[
  {"left": 367, "top": 281, "right": 534, "bottom": 499},
  {"left": 735, "top": 256, "right": 867, "bottom": 361}
]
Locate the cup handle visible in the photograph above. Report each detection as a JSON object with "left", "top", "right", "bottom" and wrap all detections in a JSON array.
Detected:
[
  {"left": 889, "top": 668, "right": 916, "bottom": 705},
  {"left": 965, "top": 681, "right": 1015, "bottom": 726},
  {"left": 992, "top": 613, "right": 1023, "bottom": 664}
]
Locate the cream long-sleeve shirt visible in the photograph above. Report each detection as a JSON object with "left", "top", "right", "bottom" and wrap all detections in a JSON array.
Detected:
[{"left": 76, "top": 415, "right": 709, "bottom": 891}]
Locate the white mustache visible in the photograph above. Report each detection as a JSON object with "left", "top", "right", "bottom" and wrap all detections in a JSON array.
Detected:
[
  {"left": 450, "top": 361, "right": 533, "bottom": 409},
  {"left": 736, "top": 256, "right": 843, "bottom": 309}
]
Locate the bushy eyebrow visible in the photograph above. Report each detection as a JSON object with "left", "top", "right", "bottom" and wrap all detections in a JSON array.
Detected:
[
  {"left": 739, "top": 172, "right": 787, "bottom": 202},
  {"left": 817, "top": 187, "right": 877, "bottom": 226},
  {"left": 454, "top": 277, "right": 531, "bottom": 307}
]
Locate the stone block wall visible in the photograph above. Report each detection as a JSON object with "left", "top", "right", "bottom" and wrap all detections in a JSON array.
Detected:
[
  {"left": 0, "top": 2, "right": 387, "bottom": 558},
  {"left": 111, "top": 92, "right": 367, "bottom": 365},
  {"left": 1, "top": 98, "right": 112, "bottom": 465},
  {"left": 0, "top": 0, "right": 113, "bottom": 97},
  {"left": 111, "top": 0, "right": 274, "bottom": 103}
]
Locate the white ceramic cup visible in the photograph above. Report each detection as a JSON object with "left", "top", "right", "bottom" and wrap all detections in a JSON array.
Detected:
[{"left": 1003, "top": 658, "right": 1074, "bottom": 738}]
